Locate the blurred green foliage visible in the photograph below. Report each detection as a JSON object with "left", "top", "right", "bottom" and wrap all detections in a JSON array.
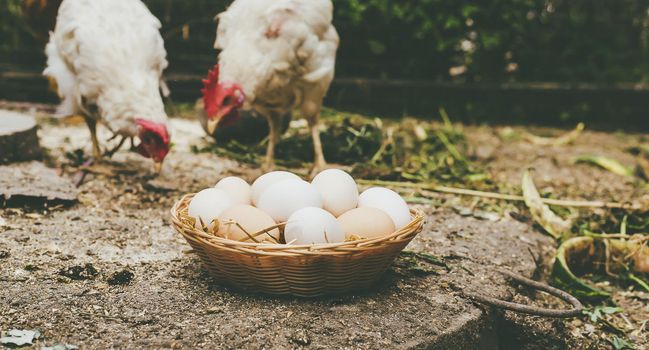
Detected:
[
  {"left": 0, "top": 0, "right": 32, "bottom": 49},
  {"left": 2, "top": 0, "right": 649, "bottom": 83},
  {"left": 333, "top": 0, "right": 649, "bottom": 83}
]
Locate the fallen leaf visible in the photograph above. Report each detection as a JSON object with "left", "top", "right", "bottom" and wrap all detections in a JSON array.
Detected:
[
  {"left": 0, "top": 329, "right": 41, "bottom": 347},
  {"left": 552, "top": 237, "right": 611, "bottom": 300},
  {"left": 610, "top": 237, "right": 649, "bottom": 275},
  {"left": 575, "top": 155, "right": 634, "bottom": 177},
  {"left": 609, "top": 335, "right": 635, "bottom": 350},
  {"left": 552, "top": 235, "right": 649, "bottom": 300},
  {"left": 524, "top": 122, "right": 585, "bottom": 146},
  {"left": 522, "top": 169, "right": 572, "bottom": 239}
]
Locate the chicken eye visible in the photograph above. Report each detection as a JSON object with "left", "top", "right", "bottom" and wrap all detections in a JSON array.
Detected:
[{"left": 222, "top": 96, "right": 233, "bottom": 106}]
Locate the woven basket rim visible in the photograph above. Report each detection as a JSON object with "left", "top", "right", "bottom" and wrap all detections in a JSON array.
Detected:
[{"left": 170, "top": 193, "right": 425, "bottom": 256}]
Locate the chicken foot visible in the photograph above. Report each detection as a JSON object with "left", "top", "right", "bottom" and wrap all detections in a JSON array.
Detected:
[{"left": 103, "top": 135, "right": 128, "bottom": 158}]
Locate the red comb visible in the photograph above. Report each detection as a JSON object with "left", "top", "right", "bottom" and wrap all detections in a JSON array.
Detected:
[
  {"left": 135, "top": 119, "right": 170, "bottom": 144},
  {"left": 201, "top": 64, "right": 220, "bottom": 117}
]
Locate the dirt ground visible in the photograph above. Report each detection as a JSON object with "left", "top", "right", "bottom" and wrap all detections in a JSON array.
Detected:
[{"left": 1, "top": 106, "right": 647, "bottom": 349}]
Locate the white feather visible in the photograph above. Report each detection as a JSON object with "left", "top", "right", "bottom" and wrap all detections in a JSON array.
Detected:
[
  {"left": 43, "top": 0, "right": 168, "bottom": 137},
  {"left": 215, "top": 0, "right": 339, "bottom": 118}
]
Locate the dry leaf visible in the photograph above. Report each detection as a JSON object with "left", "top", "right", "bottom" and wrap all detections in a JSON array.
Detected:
[
  {"left": 552, "top": 235, "right": 649, "bottom": 299},
  {"left": 523, "top": 123, "right": 585, "bottom": 146},
  {"left": 522, "top": 169, "right": 572, "bottom": 239},
  {"left": 574, "top": 155, "right": 634, "bottom": 177},
  {"left": 551, "top": 237, "right": 611, "bottom": 300}
]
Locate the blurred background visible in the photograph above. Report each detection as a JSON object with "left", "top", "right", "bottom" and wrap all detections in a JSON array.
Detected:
[{"left": 2, "top": 0, "right": 649, "bottom": 129}]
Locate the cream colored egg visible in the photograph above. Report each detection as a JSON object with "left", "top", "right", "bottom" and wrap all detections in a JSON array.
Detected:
[
  {"left": 311, "top": 169, "right": 359, "bottom": 217},
  {"left": 358, "top": 187, "right": 411, "bottom": 229},
  {"left": 257, "top": 179, "right": 323, "bottom": 222},
  {"left": 218, "top": 204, "right": 279, "bottom": 242},
  {"left": 188, "top": 188, "right": 233, "bottom": 230},
  {"left": 215, "top": 176, "right": 251, "bottom": 205},
  {"left": 250, "top": 171, "right": 301, "bottom": 205},
  {"left": 337, "top": 207, "right": 396, "bottom": 239},
  {"left": 284, "top": 207, "right": 345, "bottom": 245}
]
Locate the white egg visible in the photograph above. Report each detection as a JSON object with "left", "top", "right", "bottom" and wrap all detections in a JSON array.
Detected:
[
  {"left": 257, "top": 179, "right": 323, "bottom": 222},
  {"left": 215, "top": 176, "right": 251, "bottom": 205},
  {"left": 311, "top": 169, "right": 359, "bottom": 217},
  {"left": 188, "top": 188, "right": 233, "bottom": 229},
  {"left": 250, "top": 171, "right": 301, "bottom": 206},
  {"left": 358, "top": 187, "right": 411, "bottom": 229},
  {"left": 284, "top": 207, "right": 345, "bottom": 245}
]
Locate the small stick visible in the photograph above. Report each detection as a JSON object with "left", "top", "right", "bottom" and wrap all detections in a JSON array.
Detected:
[
  {"left": 72, "top": 158, "right": 95, "bottom": 187},
  {"left": 231, "top": 221, "right": 282, "bottom": 243},
  {"left": 464, "top": 268, "right": 583, "bottom": 318},
  {"left": 231, "top": 221, "right": 260, "bottom": 243},
  {"left": 357, "top": 179, "right": 638, "bottom": 210}
]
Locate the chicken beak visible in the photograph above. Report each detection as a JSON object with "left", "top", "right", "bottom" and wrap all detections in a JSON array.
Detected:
[
  {"left": 153, "top": 161, "right": 163, "bottom": 174},
  {"left": 206, "top": 118, "right": 219, "bottom": 135}
]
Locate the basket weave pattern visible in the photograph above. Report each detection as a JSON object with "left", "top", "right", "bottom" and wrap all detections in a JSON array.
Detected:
[{"left": 171, "top": 193, "right": 425, "bottom": 297}]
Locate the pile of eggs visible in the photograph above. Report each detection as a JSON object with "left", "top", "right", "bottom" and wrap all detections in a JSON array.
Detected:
[{"left": 187, "top": 169, "right": 411, "bottom": 245}]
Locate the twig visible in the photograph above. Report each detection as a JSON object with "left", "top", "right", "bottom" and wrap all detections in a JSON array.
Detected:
[
  {"left": 233, "top": 222, "right": 284, "bottom": 243},
  {"left": 72, "top": 158, "right": 94, "bottom": 187},
  {"left": 603, "top": 238, "right": 617, "bottom": 278},
  {"left": 357, "top": 179, "right": 639, "bottom": 209},
  {"left": 370, "top": 127, "right": 394, "bottom": 164},
  {"left": 231, "top": 221, "right": 260, "bottom": 243},
  {"left": 583, "top": 232, "right": 648, "bottom": 239},
  {"left": 464, "top": 268, "right": 583, "bottom": 318}
]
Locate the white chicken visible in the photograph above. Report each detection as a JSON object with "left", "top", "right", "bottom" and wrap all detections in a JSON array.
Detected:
[
  {"left": 44, "top": 0, "right": 171, "bottom": 171},
  {"left": 201, "top": 0, "right": 339, "bottom": 174}
]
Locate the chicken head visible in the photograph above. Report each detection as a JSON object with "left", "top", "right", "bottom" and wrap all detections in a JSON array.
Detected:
[
  {"left": 201, "top": 64, "right": 245, "bottom": 135},
  {"left": 135, "top": 119, "right": 170, "bottom": 172}
]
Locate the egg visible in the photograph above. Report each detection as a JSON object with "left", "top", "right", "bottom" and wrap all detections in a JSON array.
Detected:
[
  {"left": 257, "top": 179, "right": 323, "bottom": 222},
  {"left": 215, "top": 176, "right": 251, "bottom": 205},
  {"left": 358, "top": 187, "right": 411, "bottom": 229},
  {"left": 250, "top": 171, "right": 301, "bottom": 205},
  {"left": 284, "top": 207, "right": 345, "bottom": 245},
  {"left": 337, "top": 207, "right": 396, "bottom": 239},
  {"left": 311, "top": 169, "right": 359, "bottom": 217},
  {"left": 218, "top": 204, "right": 279, "bottom": 242},
  {"left": 188, "top": 188, "right": 233, "bottom": 229}
]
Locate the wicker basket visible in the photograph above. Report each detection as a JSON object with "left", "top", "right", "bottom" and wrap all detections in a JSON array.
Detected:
[{"left": 170, "top": 193, "right": 425, "bottom": 297}]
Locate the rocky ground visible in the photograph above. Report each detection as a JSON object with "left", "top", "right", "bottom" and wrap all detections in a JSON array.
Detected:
[{"left": 1, "top": 105, "right": 647, "bottom": 349}]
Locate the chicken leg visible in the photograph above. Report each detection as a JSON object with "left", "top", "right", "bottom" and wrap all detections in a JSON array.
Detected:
[
  {"left": 263, "top": 114, "right": 282, "bottom": 172},
  {"left": 309, "top": 117, "right": 326, "bottom": 177},
  {"left": 84, "top": 116, "right": 102, "bottom": 159}
]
